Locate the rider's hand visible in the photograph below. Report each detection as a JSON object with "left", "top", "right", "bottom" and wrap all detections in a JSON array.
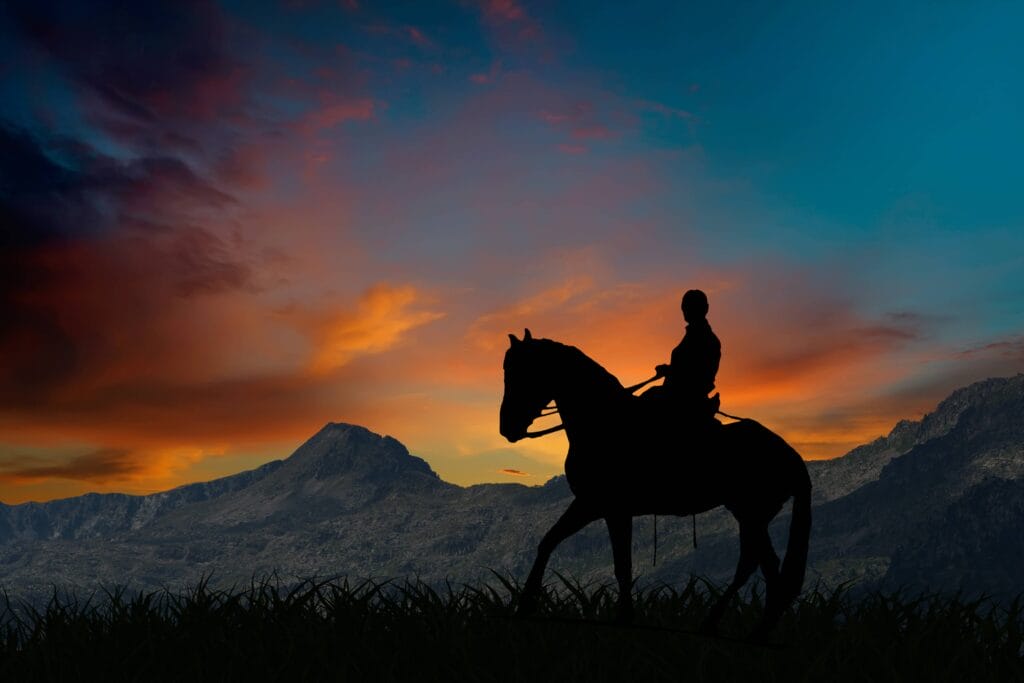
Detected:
[{"left": 655, "top": 364, "right": 670, "bottom": 378}]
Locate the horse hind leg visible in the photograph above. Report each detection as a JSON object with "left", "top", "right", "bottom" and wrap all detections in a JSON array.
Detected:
[
  {"left": 756, "top": 484, "right": 812, "bottom": 638},
  {"left": 605, "top": 514, "right": 634, "bottom": 624},
  {"left": 701, "top": 521, "right": 761, "bottom": 634},
  {"left": 749, "top": 530, "right": 784, "bottom": 639},
  {"left": 757, "top": 536, "right": 794, "bottom": 637},
  {"left": 759, "top": 530, "right": 781, "bottom": 585}
]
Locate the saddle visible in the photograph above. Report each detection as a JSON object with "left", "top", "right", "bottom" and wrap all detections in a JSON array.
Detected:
[{"left": 637, "top": 387, "right": 722, "bottom": 435}]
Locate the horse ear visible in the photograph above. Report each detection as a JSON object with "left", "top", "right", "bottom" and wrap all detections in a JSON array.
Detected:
[
  {"left": 508, "top": 333, "right": 520, "bottom": 346},
  {"left": 524, "top": 328, "right": 533, "bottom": 341}
]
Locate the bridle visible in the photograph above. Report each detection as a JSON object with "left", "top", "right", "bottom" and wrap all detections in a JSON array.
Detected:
[{"left": 520, "top": 373, "right": 663, "bottom": 439}]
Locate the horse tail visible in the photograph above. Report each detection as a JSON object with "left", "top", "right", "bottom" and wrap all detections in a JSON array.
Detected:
[{"left": 780, "top": 466, "right": 812, "bottom": 604}]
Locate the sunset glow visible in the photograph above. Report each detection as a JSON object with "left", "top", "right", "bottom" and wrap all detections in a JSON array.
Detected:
[{"left": 2, "top": 0, "right": 1022, "bottom": 503}]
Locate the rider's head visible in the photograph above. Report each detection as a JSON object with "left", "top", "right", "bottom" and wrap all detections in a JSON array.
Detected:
[{"left": 681, "top": 289, "right": 709, "bottom": 323}]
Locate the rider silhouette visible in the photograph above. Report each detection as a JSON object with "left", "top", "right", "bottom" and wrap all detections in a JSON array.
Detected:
[{"left": 644, "top": 289, "right": 721, "bottom": 429}]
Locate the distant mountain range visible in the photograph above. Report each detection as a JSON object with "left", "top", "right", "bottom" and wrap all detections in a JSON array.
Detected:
[{"left": 2, "top": 375, "right": 1022, "bottom": 601}]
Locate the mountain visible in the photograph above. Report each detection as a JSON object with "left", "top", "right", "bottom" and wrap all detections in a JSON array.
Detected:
[
  {"left": 1, "top": 376, "right": 1023, "bottom": 601},
  {"left": 809, "top": 375, "right": 1024, "bottom": 594}
]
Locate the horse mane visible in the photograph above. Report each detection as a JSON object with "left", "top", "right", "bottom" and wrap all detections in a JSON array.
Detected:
[{"left": 534, "top": 338, "right": 625, "bottom": 395}]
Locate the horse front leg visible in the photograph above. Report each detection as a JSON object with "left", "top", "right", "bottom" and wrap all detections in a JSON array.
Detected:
[
  {"left": 605, "top": 514, "right": 634, "bottom": 624},
  {"left": 519, "top": 498, "right": 598, "bottom": 615}
]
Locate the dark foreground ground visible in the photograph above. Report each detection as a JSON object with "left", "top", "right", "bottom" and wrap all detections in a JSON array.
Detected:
[{"left": 1, "top": 575, "right": 1021, "bottom": 682}]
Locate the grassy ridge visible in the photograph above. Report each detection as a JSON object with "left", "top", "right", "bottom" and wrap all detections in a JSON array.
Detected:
[{"left": 1, "top": 575, "right": 1021, "bottom": 682}]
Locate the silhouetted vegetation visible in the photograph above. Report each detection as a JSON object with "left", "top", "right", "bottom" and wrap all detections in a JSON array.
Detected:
[{"left": 1, "top": 575, "right": 1021, "bottom": 681}]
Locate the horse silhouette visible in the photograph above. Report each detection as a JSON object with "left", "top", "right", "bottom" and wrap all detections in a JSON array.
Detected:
[{"left": 499, "top": 329, "right": 811, "bottom": 637}]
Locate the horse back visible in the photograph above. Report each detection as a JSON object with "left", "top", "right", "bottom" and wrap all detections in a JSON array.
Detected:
[{"left": 711, "top": 419, "right": 810, "bottom": 509}]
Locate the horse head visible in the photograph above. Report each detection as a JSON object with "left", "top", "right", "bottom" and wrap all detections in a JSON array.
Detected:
[{"left": 499, "top": 329, "right": 556, "bottom": 442}]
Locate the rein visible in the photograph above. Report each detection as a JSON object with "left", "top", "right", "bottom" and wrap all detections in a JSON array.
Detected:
[
  {"left": 522, "top": 423, "right": 566, "bottom": 438},
  {"left": 521, "top": 373, "right": 663, "bottom": 439}
]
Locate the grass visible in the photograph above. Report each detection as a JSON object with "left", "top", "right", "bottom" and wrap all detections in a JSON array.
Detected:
[{"left": 1, "top": 574, "right": 1021, "bottom": 682}]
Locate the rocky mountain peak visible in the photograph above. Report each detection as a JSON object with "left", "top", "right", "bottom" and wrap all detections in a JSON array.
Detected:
[
  {"left": 875, "top": 375, "right": 1023, "bottom": 450},
  {"left": 282, "top": 422, "right": 439, "bottom": 483},
  {"left": 913, "top": 374, "right": 1024, "bottom": 442}
]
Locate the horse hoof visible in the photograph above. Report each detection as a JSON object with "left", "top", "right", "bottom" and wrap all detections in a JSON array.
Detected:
[
  {"left": 698, "top": 618, "right": 719, "bottom": 636},
  {"left": 746, "top": 628, "right": 770, "bottom": 645},
  {"left": 516, "top": 593, "right": 539, "bottom": 617},
  {"left": 747, "top": 620, "right": 775, "bottom": 643}
]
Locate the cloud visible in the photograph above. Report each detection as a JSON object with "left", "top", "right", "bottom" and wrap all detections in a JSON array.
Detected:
[
  {"left": 499, "top": 468, "right": 529, "bottom": 476},
  {"left": 10, "top": 0, "right": 244, "bottom": 130},
  {"left": 404, "top": 26, "right": 433, "bottom": 48},
  {"left": 0, "top": 449, "right": 138, "bottom": 484},
  {"left": 11, "top": 138, "right": 216, "bottom": 218},
  {"left": 536, "top": 100, "right": 632, "bottom": 146},
  {"left": 470, "top": 60, "right": 502, "bottom": 85},
  {"left": 571, "top": 125, "right": 617, "bottom": 140},
  {"left": 308, "top": 284, "right": 445, "bottom": 375},
  {"left": 539, "top": 102, "right": 592, "bottom": 123},
  {"left": 468, "top": 276, "right": 595, "bottom": 349},
  {"left": 0, "top": 124, "right": 233, "bottom": 246},
  {"left": 481, "top": 0, "right": 526, "bottom": 22},
  {"left": 0, "top": 122, "right": 259, "bottom": 417},
  {"left": 953, "top": 336, "right": 1024, "bottom": 362},
  {"left": 299, "top": 98, "right": 377, "bottom": 133},
  {"left": 474, "top": 0, "right": 542, "bottom": 45},
  {"left": 637, "top": 100, "right": 695, "bottom": 121}
]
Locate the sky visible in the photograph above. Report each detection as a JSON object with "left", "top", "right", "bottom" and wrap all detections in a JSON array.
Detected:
[{"left": 1, "top": 0, "right": 1022, "bottom": 504}]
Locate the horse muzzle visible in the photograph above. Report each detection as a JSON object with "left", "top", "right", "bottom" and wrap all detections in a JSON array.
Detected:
[
  {"left": 499, "top": 421, "right": 528, "bottom": 443},
  {"left": 499, "top": 410, "right": 530, "bottom": 443}
]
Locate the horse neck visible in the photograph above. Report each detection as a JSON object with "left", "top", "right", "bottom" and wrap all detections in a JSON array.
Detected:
[{"left": 545, "top": 345, "right": 623, "bottom": 438}]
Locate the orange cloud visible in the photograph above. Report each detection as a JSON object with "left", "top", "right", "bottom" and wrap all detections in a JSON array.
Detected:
[
  {"left": 0, "top": 445, "right": 209, "bottom": 491},
  {"left": 309, "top": 284, "right": 445, "bottom": 375},
  {"left": 500, "top": 468, "right": 529, "bottom": 477},
  {"left": 0, "top": 449, "right": 137, "bottom": 484},
  {"left": 467, "top": 275, "right": 595, "bottom": 349}
]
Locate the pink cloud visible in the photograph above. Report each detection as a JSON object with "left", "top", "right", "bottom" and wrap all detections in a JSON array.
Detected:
[
  {"left": 538, "top": 102, "right": 593, "bottom": 125},
  {"left": 556, "top": 143, "right": 587, "bottom": 155},
  {"left": 539, "top": 110, "right": 570, "bottom": 124},
  {"left": 470, "top": 60, "right": 503, "bottom": 85},
  {"left": 405, "top": 26, "right": 433, "bottom": 48},
  {"left": 638, "top": 100, "right": 695, "bottom": 121},
  {"left": 571, "top": 125, "right": 617, "bottom": 140},
  {"left": 299, "top": 98, "right": 376, "bottom": 132},
  {"left": 482, "top": 0, "right": 526, "bottom": 22},
  {"left": 475, "top": 0, "right": 543, "bottom": 48}
]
